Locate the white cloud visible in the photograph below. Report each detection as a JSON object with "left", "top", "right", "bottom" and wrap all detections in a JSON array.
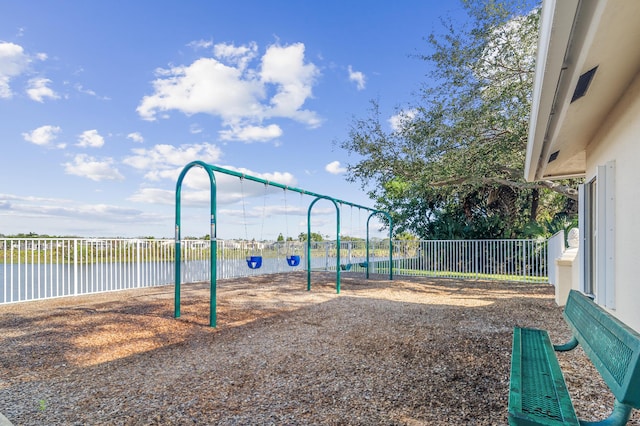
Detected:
[
  {"left": 128, "top": 164, "right": 298, "bottom": 208},
  {"left": 0, "top": 193, "right": 163, "bottom": 232},
  {"left": 325, "top": 160, "right": 347, "bottom": 174},
  {"left": 388, "top": 109, "right": 417, "bottom": 132},
  {"left": 137, "top": 57, "right": 263, "bottom": 121},
  {"left": 63, "top": 154, "right": 124, "bottom": 181},
  {"left": 128, "top": 187, "right": 174, "bottom": 205},
  {"left": 22, "top": 125, "right": 62, "bottom": 146},
  {"left": 77, "top": 129, "right": 105, "bottom": 148},
  {"left": 74, "top": 83, "right": 110, "bottom": 100},
  {"left": 219, "top": 123, "right": 282, "bottom": 142},
  {"left": 206, "top": 167, "right": 297, "bottom": 202},
  {"left": 261, "top": 43, "right": 321, "bottom": 125},
  {"left": 0, "top": 193, "right": 69, "bottom": 204},
  {"left": 137, "top": 41, "right": 321, "bottom": 142},
  {"left": 122, "top": 142, "right": 222, "bottom": 181},
  {"left": 74, "top": 83, "right": 96, "bottom": 96},
  {"left": 0, "top": 42, "right": 30, "bottom": 98},
  {"left": 214, "top": 41, "right": 258, "bottom": 70},
  {"left": 26, "top": 77, "right": 59, "bottom": 102},
  {"left": 348, "top": 65, "right": 366, "bottom": 90},
  {"left": 127, "top": 132, "right": 144, "bottom": 143},
  {"left": 187, "top": 39, "right": 213, "bottom": 50}
]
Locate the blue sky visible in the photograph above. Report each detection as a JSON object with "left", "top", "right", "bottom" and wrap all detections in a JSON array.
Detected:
[{"left": 1, "top": 1, "right": 467, "bottom": 240}]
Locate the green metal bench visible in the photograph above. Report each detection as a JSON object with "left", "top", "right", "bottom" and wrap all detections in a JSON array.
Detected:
[{"left": 508, "top": 289, "right": 640, "bottom": 425}]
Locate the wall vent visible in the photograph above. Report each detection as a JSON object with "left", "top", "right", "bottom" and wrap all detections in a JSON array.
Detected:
[{"left": 571, "top": 66, "right": 598, "bottom": 103}]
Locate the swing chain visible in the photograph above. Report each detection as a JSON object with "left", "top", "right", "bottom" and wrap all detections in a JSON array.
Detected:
[
  {"left": 283, "top": 188, "right": 289, "bottom": 253},
  {"left": 240, "top": 176, "right": 249, "bottom": 244},
  {"left": 260, "top": 183, "right": 267, "bottom": 244}
]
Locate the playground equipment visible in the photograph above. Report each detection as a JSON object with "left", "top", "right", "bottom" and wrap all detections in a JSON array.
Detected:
[{"left": 174, "top": 161, "right": 393, "bottom": 327}]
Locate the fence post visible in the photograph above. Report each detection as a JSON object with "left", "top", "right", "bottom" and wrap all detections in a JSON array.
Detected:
[
  {"left": 73, "top": 239, "right": 78, "bottom": 296},
  {"left": 474, "top": 240, "right": 478, "bottom": 280},
  {"left": 218, "top": 240, "right": 223, "bottom": 280},
  {"left": 137, "top": 240, "right": 141, "bottom": 287},
  {"left": 522, "top": 240, "right": 527, "bottom": 282},
  {"left": 325, "top": 242, "right": 329, "bottom": 271}
]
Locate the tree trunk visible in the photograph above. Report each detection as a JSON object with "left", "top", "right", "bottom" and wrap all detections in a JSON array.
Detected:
[{"left": 530, "top": 188, "right": 539, "bottom": 222}]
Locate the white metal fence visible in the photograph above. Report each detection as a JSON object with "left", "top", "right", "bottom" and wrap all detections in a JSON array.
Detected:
[
  {"left": 0, "top": 237, "right": 548, "bottom": 304},
  {"left": 389, "top": 239, "right": 548, "bottom": 282}
]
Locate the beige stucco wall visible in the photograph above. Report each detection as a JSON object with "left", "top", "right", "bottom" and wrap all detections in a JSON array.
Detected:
[
  {"left": 555, "top": 247, "right": 579, "bottom": 306},
  {"left": 585, "top": 69, "right": 640, "bottom": 332}
]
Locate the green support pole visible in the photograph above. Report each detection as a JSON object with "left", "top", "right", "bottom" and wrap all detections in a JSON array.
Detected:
[
  {"left": 365, "top": 215, "right": 370, "bottom": 280},
  {"left": 209, "top": 212, "right": 217, "bottom": 327},
  {"left": 336, "top": 202, "right": 341, "bottom": 294},
  {"left": 175, "top": 161, "right": 217, "bottom": 326},
  {"left": 307, "top": 196, "right": 341, "bottom": 293},
  {"left": 174, "top": 223, "right": 181, "bottom": 318},
  {"left": 387, "top": 213, "right": 394, "bottom": 281},
  {"left": 306, "top": 215, "right": 312, "bottom": 291}
]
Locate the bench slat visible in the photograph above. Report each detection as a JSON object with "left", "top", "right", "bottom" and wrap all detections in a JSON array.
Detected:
[{"left": 509, "top": 327, "right": 579, "bottom": 426}]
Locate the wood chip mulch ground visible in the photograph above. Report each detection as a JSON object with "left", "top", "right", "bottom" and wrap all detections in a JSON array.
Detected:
[{"left": 0, "top": 272, "right": 638, "bottom": 425}]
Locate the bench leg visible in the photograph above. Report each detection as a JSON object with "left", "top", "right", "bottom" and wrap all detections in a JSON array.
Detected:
[
  {"left": 553, "top": 336, "right": 579, "bottom": 352},
  {"left": 579, "top": 400, "right": 633, "bottom": 426}
]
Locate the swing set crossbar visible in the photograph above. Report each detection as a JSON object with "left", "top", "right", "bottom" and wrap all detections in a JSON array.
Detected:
[{"left": 174, "top": 160, "right": 393, "bottom": 327}]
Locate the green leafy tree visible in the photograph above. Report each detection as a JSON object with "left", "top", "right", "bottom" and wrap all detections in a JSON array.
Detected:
[
  {"left": 395, "top": 231, "right": 418, "bottom": 241},
  {"left": 340, "top": 0, "right": 578, "bottom": 239},
  {"left": 298, "top": 232, "right": 324, "bottom": 242},
  {"left": 340, "top": 235, "right": 364, "bottom": 241}
]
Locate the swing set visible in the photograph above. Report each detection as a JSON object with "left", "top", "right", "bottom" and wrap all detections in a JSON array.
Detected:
[{"left": 174, "top": 161, "right": 393, "bottom": 327}]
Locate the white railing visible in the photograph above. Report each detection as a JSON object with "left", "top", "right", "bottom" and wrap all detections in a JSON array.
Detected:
[
  {"left": 1, "top": 239, "right": 175, "bottom": 304},
  {"left": 0, "top": 237, "right": 548, "bottom": 304},
  {"left": 389, "top": 239, "right": 548, "bottom": 282}
]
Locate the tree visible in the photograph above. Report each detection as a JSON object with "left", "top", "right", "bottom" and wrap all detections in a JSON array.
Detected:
[
  {"left": 297, "top": 232, "right": 324, "bottom": 242},
  {"left": 277, "top": 233, "right": 284, "bottom": 242},
  {"left": 340, "top": 0, "right": 579, "bottom": 239},
  {"left": 340, "top": 235, "right": 364, "bottom": 241}
]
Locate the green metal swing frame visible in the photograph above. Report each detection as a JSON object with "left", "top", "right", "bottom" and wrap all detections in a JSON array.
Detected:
[{"left": 174, "top": 160, "right": 393, "bottom": 327}]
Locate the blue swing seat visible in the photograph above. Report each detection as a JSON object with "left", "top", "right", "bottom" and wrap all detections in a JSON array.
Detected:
[
  {"left": 246, "top": 255, "right": 262, "bottom": 269},
  {"left": 286, "top": 255, "right": 300, "bottom": 267},
  {"left": 340, "top": 263, "right": 352, "bottom": 271}
]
